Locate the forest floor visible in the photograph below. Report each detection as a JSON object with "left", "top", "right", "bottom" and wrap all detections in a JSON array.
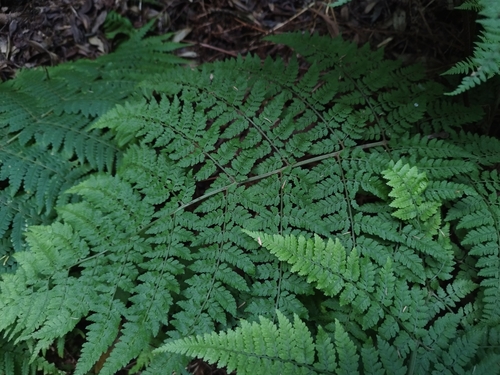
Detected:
[
  {"left": 0, "top": 0, "right": 476, "bottom": 374},
  {"left": 1, "top": 0, "right": 471, "bottom": 80}
]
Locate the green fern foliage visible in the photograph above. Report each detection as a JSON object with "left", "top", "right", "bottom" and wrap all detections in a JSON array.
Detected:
[
  {"left": 163, "top": 230, "right": 490, "bottom": 375},
  {"left": 0, "top": 337, "right": 62, "bottom": 375},
  {"left": 159, "top": 311, "right": 323, "bottom": 375},
  {"left": 446, "top": 181, "right": 500, "bottom": 323},
  {"left": 0, "top": 18, "right": 186, "bottom": 274},
  {"left": 444, "top": 0, "right": 500, "bottom": 94},
  {"left": 0, "top": 30, "right": 498, "bottom": 374},
  {"left": 243, "top": 231, "right": 363, "bottom": 300},
  {"left": 382, "top": 160, "right": 441, "bottom": 221}
]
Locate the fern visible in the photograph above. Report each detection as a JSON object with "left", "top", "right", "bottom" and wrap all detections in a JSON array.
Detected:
[
  {"left": 329, "top": 0, "right": 500, "bottom": 96},
  {"left": 446, "top": 176, "right": 500, "bottom": 323},
  {"left": 0, "top": 16, "right": 186, "bottom": 274},
  {"left": 456, "top": 0, "right": 482, "bottom": 11},
  {"left": 160, "top": 310, "right": 321, "bottom": 375},
  {"left": 327, "top": 0, "right": 352, "bottom": 8},
  {"left": 1, "top": 31, "right": 499, "bottom": 374},
  {"left": 0, "top": 337, "right": 62, "bottom": 375},
  {"left": 160, "top": 231, "right": 489, "bottom": 374},
  {"left": 444, "top": 0, "right": 500, "bottom": 94},
  {"left": 382, "top": 160, "right": 441, "bottom": 221}
]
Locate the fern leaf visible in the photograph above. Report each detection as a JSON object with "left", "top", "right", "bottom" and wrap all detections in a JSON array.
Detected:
[
  {"left": 142, "top": 352, "right": 190, "bottom": 375},
  {"left": 75, "top": 301, "right": 123, "bottom": 375},
  {"left": 314, "top": 327, "right": 337, "bottom": 373},
  {"left": 444, "top": 0, "right": 500, "bottom": 95},
  {"left": 97, "top": 322, "right": 151, "bottom": 375},
  {"left": 432, "top": 328, "right": 483, "bottom": 373},
  {"left": 382, "top": 160, "right": 440, "bottom": 221},
  {"left": 334, "top": 319, "right": 360, "bottom": 375},
  {"left": 0, "top": 337, "right": 60, "bottom": 375},
  {"left": 0, "top": 26, "right": 187, "bottom": 276},
  {"left": 360, "top": 340, "right": 384, "bottom": 375},
  {"left": 158, "top": 311, "right": 319, "bottom": 375},
  {"left": 327, "top": 0, "right": 353, "bottom": 7},
  {"left": 244, "top": 231, "right": 348, "bottom": 297}
]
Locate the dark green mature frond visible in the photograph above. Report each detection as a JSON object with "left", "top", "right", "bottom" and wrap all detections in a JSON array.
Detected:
[
  {"left": 0, "top": 337, "right": 62, "bottom": 375},
  {"left": 0, "top": 145, "right": 90, "bottom": 268},
  {"left": 444, "top": 0, "right": 500, "bottom": 94},
  {"left": 241, "top": 232, "right": 493, "bottom": 374},
  {"left": 446, "top": 173, "right": 500, "bottom": 323},
  {"left": 0, "top": 162, "right": 193, "bottom": 374}
]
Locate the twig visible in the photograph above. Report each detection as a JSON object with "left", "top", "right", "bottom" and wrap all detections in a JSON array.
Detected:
[
  {"left": 308, "top": 6, "right": 340, "bottom": 37},
  {"left": 197, "top": 42, "right": 239, "bottom": 57},
  {"left": 269, "top": 1, "right": 317, "bottom": 34}
]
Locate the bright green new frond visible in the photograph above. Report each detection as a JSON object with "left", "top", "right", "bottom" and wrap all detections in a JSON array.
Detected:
[
  {"left": 158, "top": 311, "right": 318, "bottom": 375},
  {"left": 244, "top": 231, "right": 349, "bottom": 297},
  {"left": 382, "top": 160, "right": 441, "bottom": 221}
]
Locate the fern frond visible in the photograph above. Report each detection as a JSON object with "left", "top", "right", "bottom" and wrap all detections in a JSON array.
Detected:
[
  {"left": 103, "top": 10, "right": 136, "bottom": 39},
  {"left": 158, "top": 311, "right": 322, "bottom": 375},
  {"left": 141, "top": 352, "right": 190, "bottom": 375},
  {"left": 450, "top": 131, "right": 500, "bottom": 166},
  {"left": 446, "top": 173, "right": 500, "bottom": 322},
  {"left": 456, "top": 0, "right": 481, "bottom": 11},
  {"left": 444, "top": 57, "right": 477, "bottom": 76},
  {"left": 244, "top": 231, "right": 351, "bottom": 297},
  {"left": 327, "top": 0, "right": 353, "bottom": 8},
  {"left": 0, "top": 142, "right": 89, "bottom": 212},
  {"left": 0, "top": 337, "right": 62, "bottom": 375},
  {"left": 0, "top": 26, "right": 186, "bottom": 274},
  {"left": 382, "top": 160, "right": 441, "bottom": 221},
  {"left": 444, "top": 0, "right": 500, "bottom": 95}
]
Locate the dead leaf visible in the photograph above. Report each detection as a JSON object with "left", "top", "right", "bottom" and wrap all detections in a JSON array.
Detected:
[
  {"left": 91, "top": 11, "right": 107, "bottom": 34},
  {"left": 173, "top": 28, "right": 191, "bottom": 43},
  {"left": 393, "top": 8, "right": 406, "bottom": 32},
  {"left": 89, "top": 36, "right": 105, "bottom": 53}
]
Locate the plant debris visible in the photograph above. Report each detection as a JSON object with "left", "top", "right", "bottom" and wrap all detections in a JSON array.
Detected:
[{"left": 1, "top": 0, "right": 470, "bottom": 81}]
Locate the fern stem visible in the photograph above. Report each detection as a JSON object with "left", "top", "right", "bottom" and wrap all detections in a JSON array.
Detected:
[
  {"left": 407, "top": 347, "right": 417, "bottom": 375},
  {"left": 71, "top": 140, "right": 387, "bottom": 272},
  {"left": 174, "top": 139, "right": 388, "bottom": 214}
]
